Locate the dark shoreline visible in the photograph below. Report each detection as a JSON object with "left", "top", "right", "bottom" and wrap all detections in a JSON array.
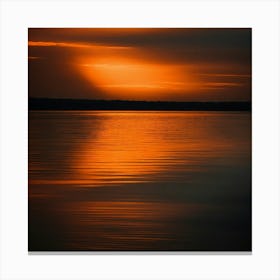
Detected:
[{"left": 29, "top": 98, "right": 251, "bottom": 111}]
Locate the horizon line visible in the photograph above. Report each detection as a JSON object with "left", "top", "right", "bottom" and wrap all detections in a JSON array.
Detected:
[{"left": 29, "top": 97, "right": 251, "bottom": 103}]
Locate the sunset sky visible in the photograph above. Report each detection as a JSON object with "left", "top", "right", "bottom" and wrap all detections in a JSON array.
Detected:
[{"left": 28, "top": 28, "right": 251, "bottom": 102}]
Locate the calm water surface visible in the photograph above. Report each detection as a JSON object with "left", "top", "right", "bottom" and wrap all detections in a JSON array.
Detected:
[{"left": 29, "top": 111, "right": 251, "bottom": 251}]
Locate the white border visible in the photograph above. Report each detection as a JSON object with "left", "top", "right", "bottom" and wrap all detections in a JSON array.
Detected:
[{"left": 1, "top": 0, "right": 279, "bottom": 279}]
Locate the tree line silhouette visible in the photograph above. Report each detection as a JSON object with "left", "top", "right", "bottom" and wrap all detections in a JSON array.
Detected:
[{"left": 29, "top": 97, "right": 251, "bottom": 111}]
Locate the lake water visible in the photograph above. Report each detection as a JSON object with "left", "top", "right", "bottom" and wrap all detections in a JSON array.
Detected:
[{"left": 28, "top": 111, "right": 251, "bottom": 251}]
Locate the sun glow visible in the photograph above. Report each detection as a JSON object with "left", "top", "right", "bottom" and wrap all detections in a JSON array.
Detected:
[{"left": 76, "top": 55, "right": 199, "bottom": 100}]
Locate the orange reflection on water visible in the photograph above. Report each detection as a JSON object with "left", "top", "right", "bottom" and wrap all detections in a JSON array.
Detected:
[
  {"left": 72, "top": 113, "right": 186, "bottom": 186},
  {"left": 28, "top": 111, "right": 251, "bottom": 251},
  {"left": 70, "top": 112, "right": 247, "bottom": 188}
]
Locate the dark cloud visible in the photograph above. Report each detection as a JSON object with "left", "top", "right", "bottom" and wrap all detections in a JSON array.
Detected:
[
  {"left": 29, "top": 28, "right": 251, "bottom": 48},
  {"left": 28, "top": 47, "right": 104, "bottom": 99},
  {"left": 29, "top": 28, "right": 251, "bottom": 65}
]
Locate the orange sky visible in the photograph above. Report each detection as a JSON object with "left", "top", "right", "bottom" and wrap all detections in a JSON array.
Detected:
[{"left": 28, "top": 28, "right": 251, "bottom": 102}]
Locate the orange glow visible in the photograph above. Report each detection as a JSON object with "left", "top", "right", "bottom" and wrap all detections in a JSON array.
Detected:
[
  {"left": 72, "top": 44, "right": 249, "bottom": 100},
  {"left": 76, "top": 55, "right": 200, "bottom": 100}
]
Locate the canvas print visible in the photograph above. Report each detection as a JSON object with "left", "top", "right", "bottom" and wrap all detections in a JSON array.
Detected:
[{"left": 28, "top": 28, "right": 251, "bottom": 251}]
